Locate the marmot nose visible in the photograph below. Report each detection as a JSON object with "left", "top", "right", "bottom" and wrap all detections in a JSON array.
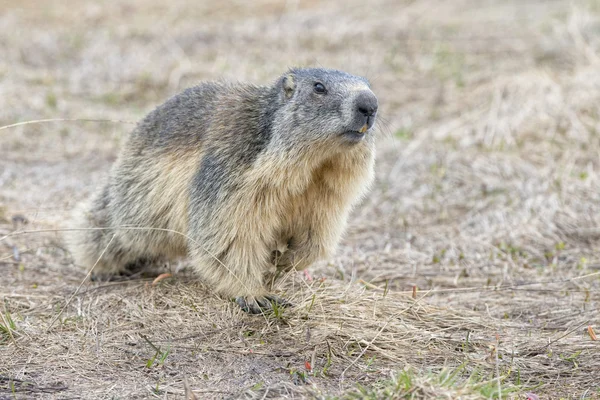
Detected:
[{"left": 355, "top": 91, "right": 378, "bottom": 117}]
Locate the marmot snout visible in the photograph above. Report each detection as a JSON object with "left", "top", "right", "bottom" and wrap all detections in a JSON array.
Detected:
[{"left": 65, "top": 67, "right": 378, "bottom": 313}]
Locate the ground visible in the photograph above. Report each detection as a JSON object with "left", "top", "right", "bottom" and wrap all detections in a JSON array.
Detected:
[{"left": 1, "top": 0, "right": 599, "bottom": 398}]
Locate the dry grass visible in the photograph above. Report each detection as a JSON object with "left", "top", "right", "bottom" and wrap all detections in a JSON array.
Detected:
[{"left": 1, "top": 0, "right": 600, "bottom": 398}]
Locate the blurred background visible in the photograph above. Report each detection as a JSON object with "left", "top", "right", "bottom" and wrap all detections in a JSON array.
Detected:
[{"left": 4, "top": 0, "right": 598, "bottom": 222}]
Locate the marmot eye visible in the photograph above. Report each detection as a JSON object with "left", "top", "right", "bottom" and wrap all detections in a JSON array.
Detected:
[{"left": 313, "top": 82, "right": 327, "bottom": 94}]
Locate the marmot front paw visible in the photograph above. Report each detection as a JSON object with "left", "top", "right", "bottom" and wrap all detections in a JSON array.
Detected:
[{"left": 234, "top": 295, "right": 292, "bottom": 314}]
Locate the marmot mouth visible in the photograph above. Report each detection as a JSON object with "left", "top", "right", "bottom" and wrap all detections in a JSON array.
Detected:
[{"left": 341, "top": 130, "right": 366, "bottom": 143}]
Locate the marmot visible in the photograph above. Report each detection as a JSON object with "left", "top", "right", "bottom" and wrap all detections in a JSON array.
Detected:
[{"left": 66, "top": 68, "right": 378, "bottom": 313}]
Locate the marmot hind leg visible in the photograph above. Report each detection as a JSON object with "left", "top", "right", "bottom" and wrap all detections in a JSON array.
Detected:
[{"left": 65, "top": 188, "right": 137, "bottom": 278}]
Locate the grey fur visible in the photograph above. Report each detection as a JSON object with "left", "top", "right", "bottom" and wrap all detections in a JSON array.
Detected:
[{"left": 65, "top": 68, "right": 378, "bottom": 310}]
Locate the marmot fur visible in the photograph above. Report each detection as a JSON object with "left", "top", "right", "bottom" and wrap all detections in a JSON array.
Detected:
[{"left": 66, "top": 68, "right": 378, "bottom": 313}]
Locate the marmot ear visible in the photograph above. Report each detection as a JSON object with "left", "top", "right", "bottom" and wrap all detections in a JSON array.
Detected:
[{"left": 281, "top": 74, "right": 296, "bottom": 100}]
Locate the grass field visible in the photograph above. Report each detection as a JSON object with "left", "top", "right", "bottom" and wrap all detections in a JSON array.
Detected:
[{"left": 1, "top": 0, "right": 600, "bottom": 398}]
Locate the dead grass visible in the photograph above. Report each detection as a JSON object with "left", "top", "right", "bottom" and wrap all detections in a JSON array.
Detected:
[{"left": 1, "top": 0, "right": 600, "bottom": 398}]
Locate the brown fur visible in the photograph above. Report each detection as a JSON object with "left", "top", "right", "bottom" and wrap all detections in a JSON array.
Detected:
[{"left": 65, "top": 68, "right": 378, "bottom": 308}]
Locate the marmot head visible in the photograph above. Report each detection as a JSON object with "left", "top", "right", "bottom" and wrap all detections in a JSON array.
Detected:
[{"left": 272, "top": 68, "right": 378, "bottom": 149}]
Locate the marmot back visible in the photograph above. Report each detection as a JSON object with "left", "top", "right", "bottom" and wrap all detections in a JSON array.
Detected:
[{"left": 66, "top": 67, "right": 379, "bottom": 313}]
